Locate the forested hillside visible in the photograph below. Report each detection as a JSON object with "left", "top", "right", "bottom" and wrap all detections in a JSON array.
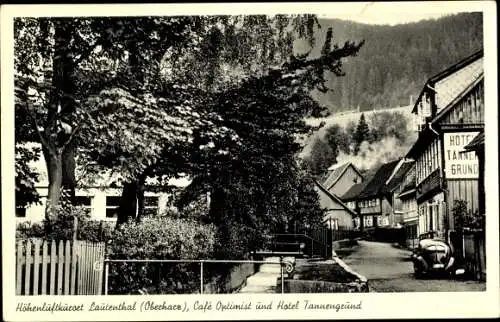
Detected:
[{"left": 295, "top": 12, "right": 483, "bottom": 112}]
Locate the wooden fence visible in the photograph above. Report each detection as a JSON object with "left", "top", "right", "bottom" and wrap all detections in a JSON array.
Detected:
[
  {"left": 16, "top": 239, "right": 105, "bottom": 295},
  {"left": 463, "top": 231, "right": 486, "bottom": 281}
]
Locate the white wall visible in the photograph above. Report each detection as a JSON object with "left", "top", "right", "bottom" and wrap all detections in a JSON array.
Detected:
[{"left": 17, "top": 187, "right": 172, "bottom": 224}]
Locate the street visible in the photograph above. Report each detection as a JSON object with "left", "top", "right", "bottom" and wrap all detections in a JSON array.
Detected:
[{"left": 341, "top": 240, "right": 486, "bottom": 292}]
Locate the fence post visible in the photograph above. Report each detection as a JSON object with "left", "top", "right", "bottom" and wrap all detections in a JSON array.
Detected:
[
  {"left": 104, "top": 261, "right": 109, "bottom": 295},
  {"left": 200, "top": 261, "right": 204, "bottom": 295},
  {"left": 72, "top": 215, "right": 78, "bottom": 242},
  {"left": 280, "top": 257, "right": 284, "bottom": 294}
]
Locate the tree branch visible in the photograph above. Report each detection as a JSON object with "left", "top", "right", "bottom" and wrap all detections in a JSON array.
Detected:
[
  {"left": 21, "top": 103, "right": 54, "bottom": 155},
  {"left": 60, "top": 122, "right": 81, "bottom": 153}
]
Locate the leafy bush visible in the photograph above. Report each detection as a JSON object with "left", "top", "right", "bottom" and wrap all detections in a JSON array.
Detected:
[
  {"left": 453, "top": 199, "right": 484, "bottom": 231},
  {"left": 213, "top": 219, "right": 267, "bottom": 260},
  {"left": 106, "top": 216, "right": 216, "bottom": 294},
  {"left": 15, "top": 204, "right": 114, "bottom": 242},
  {"left": 16, "top": 221, "right": 45, "bottom": 239}
]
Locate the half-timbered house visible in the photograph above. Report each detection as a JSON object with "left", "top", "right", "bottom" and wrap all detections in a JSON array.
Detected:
[{"left": 406, "top": 50, "right": 484, "bottom": 243}]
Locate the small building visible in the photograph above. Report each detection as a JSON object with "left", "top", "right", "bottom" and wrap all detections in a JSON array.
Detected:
[
  {"left": 322, "top": 162, "right": 363, "bottom": 197},
  {"left": 356, "top": 160, "right": 400, "bottom": 230},
  {"left": 314, "top": 181, "right": 356, "bottom": 230},
  {"left": 406, "top": 50, "right": 484, "bottom": 244},
  {"left": 340, "top": 160, "right": 401, "bottom": 232},
  {"left": 386, "top": 159, "right": 415, "bottom": 228},
  {"left": 15, "top": 143, "right": 188, "bottom": 223},
  {"left": 341, "top": 181, "right": 369, "bottom": 230},
  {"left": 393, "top": 163, "right": 419, "bottom": 249}
]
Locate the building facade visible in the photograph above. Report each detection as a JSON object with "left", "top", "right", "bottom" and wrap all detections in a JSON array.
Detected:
[
  {"left": 406, "top": 50, "right": 484, "bottom": 243},
  {"left": 16, "top": 143, "right": 189, "bottom": 223},
  {"left": 314, "top": 181, "right": 356, "bottom": 230},
  {"left": 393, "top": 163, "right": 419, "bottom": 248},
  {"left": 340, "top": 160, "right": 401, "bottom": 232},
  {"left": 322, "top": 162, "right": 363, "bottom": 197}
]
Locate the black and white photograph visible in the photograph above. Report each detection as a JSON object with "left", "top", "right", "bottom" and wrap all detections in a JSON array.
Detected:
[{"left": 2, "top": 1, "right": 498, "bottom": 320}]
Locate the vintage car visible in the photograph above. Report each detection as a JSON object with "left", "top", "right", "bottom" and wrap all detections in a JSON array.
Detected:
[{"left": 411, "top": 238, "right": 465, "bottom": 278}]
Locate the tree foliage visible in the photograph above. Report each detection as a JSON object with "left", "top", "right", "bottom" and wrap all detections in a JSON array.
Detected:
[
  {"left": 353, "top": 113, "right": 370, "bottom": 154},
  {"left": 309, "top": 13, "right": 483, "bottom": 111},
  {"left": 15, "top": 15, "right": 364, "bottom": 258}
]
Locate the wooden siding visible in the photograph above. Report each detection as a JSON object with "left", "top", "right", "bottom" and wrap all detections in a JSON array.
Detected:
[
  {"left": 416, "top": 168, "right": 441, "bottom": 200},
  {"left": 447, "top": 179, "right": 479, "bottom": 214},
  {"left": 416, "top": 138, "right": 441, "bottom": 184},
  {"left": 438, "top": 80, "right": 484, "bottom": 125},
  {"left": 381, "top": 198, "right": 392, "bottom": 215},
  {"left": 402, "top": 199, "right": 418, "bottom": 222},
  {"left": 328, "top": 165, "right": 363, "bottom": 197}
]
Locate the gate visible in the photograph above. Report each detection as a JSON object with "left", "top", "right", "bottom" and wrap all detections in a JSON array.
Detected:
[{"left": 16, "top": 239, "right": 105, "bottom": 295}]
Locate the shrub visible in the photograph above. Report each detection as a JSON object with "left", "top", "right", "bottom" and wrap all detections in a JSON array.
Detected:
[
  {"left": 16, "top": 221, "right": 45, "bottom": 239},
  {"left": 214, "top": 221, "right": 265, "bottom": 259},
  {"left": 15, "top": 204, "right": 114, "bottom": 242},
  {"left": 106, "top": 216, "right": 216, "bottom": 294},
  {"left": 453, "top": 199, "right": 484, "bottom": 231}
]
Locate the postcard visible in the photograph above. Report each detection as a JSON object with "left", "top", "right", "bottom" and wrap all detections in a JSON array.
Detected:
[{"left": 2, "top": 1, "right": 498, "bottom": 321}]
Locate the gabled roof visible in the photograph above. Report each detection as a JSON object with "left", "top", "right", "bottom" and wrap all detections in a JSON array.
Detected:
[
  {"left": 341, "top": 182, "right": 367, "bottom": 201},
  {"left": 387, "top": 161, "right": 415, "bottom": 192},
  {"left": 339, "top": 168, "right": 376, "bottom": 201},
  {"left": 427, "top": 49, "right": 483, "bottom": 84},
  {"left": 431, "top": 72, "right": 484, "bottom": 124},
  {"left": 322, "top": 162, "right": 362, "bottom": 190},
  {"left": 358, "top": 160, "right": 401, "bottom": 199},
  {"left": 314, "top": 180, "right": 356, "bottom": 216},
  {"left": 464, "top": 132, "right": 485, "bottom": 151},
  {"left": 406, "top": 127, "right": 439, "bottom": 159},
  {"left": 412, "top": 49, "right": 484, "bottom": 113}
]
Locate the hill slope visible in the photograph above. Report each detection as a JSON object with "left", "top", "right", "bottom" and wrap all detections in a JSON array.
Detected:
[{"left": 295, "top": 12, "right": 483, "bottom": 113}]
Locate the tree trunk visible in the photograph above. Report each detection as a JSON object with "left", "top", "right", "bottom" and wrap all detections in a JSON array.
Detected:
[
  {"left": 44, "top": 149, "right": 63, "bottom": 220},
  {"left": 43, "top": 20, "right": 77, "bottom": 215},
  {"left": 116, "top": 181, "right": 138, "bottom": 227},
  {"left": 61, "top": 141, "right": 76, "bottom": 205},
  {"left": 135, "top": 175, "right": 146, "bottom": 223},
  {"left": 208, "top": 186, "right": 226, "bottom": 226}
]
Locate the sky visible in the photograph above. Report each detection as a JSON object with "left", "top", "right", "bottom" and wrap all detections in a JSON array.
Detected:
[{"left": 318, "top": 1, "right": 475, "bottom": 26}]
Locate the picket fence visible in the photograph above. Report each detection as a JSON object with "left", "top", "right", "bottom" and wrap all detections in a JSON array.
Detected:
[{"left": 16, "top": 239, "right": 105, "bottom": 295}]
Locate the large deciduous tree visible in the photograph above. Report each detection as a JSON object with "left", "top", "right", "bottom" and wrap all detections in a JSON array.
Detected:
[{"left": 14, "top": 17, "right": 203, "bottom": 220}]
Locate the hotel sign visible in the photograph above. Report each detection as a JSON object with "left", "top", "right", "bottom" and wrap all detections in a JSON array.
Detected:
[{"left": 443, "top": 132, "right": 479, "bottom": 179}]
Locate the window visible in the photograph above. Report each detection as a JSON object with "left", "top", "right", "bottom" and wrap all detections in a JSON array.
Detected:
[
  {"left": 75, "top": 196, "right": 92, "bottom": 215},
  {"left": 364, "top": 216, "right": 373, "bottom": 227},
  {"left": 143, "top": 196, "right": 159, "bottom": 217},
  {"left": 106, "top": 196, "right": 121, "bottom": 218},
  {"left": 16, "top": 207, "right": 26, "bottom": 218},
  {"left": 329, "top": 218, "right": 339, "bottom": 230}
]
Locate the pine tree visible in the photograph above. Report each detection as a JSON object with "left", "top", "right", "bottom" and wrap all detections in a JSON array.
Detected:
[{"left": 353, "top": 113, "right": 370, "bottom": 154}]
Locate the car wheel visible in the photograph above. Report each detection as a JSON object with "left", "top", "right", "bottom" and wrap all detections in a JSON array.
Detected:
[{"left": 413, "top": 265, "right": 423, "bottom": 279}]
